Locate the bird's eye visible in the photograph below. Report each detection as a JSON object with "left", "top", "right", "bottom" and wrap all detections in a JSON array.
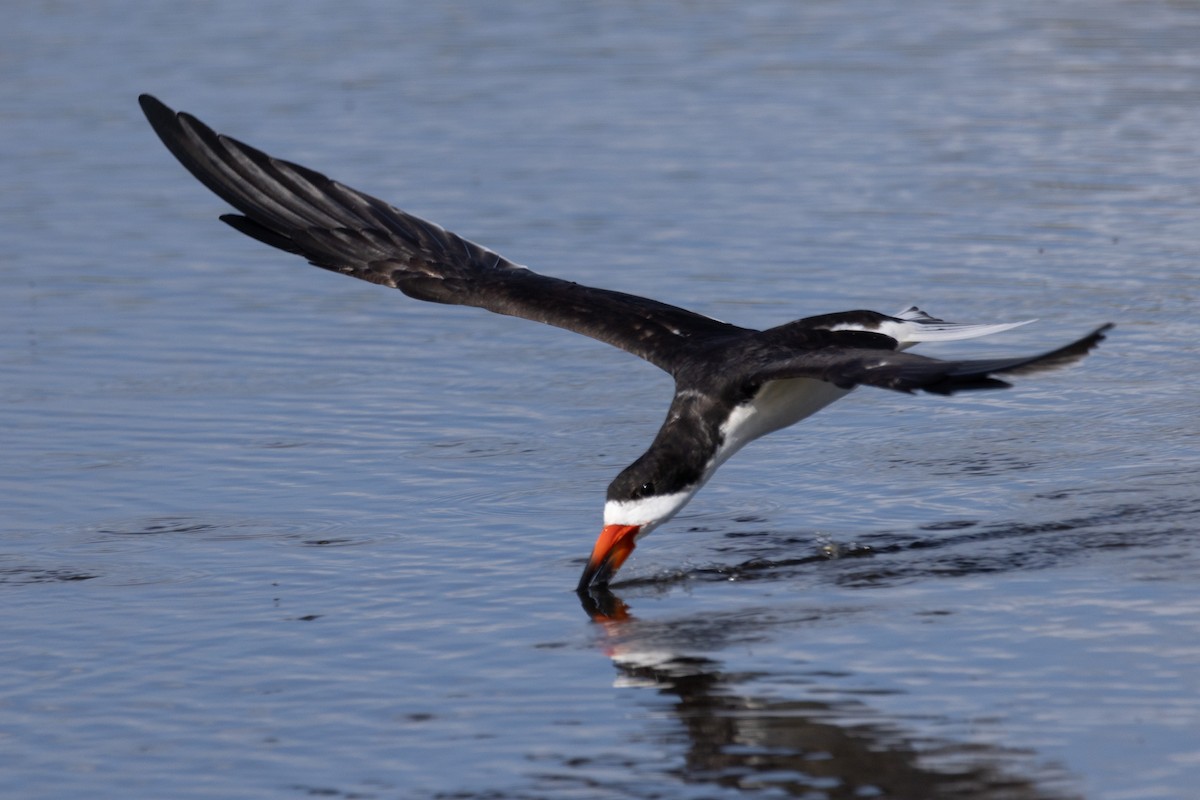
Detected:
[{"left": 634, "top": 482, "right": 655, "bottom": 499}]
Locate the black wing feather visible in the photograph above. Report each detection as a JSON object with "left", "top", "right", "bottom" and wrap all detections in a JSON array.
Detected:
[
  {"left": 139, "top": 94, "right": 743, "bottom": 373},
  {"left": 754, "top": 324, "right": 1112, "bottom": 395}
]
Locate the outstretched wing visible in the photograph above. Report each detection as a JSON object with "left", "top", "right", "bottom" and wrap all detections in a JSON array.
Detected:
[
  {"left": 753, "top": 324, "right": 1113, "bottom": 395},
  {"left": 139, "top": 94, "right": 744, "bottom": 373}
]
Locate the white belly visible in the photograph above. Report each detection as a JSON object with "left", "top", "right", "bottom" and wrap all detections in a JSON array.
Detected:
[{"left": 715, "top": 378, "right": 853, "bottom": 468}]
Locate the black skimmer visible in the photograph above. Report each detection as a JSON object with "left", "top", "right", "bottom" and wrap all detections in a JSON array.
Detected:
[{"left": 138, "top": 95, "right": 1112, "bottom": 591}]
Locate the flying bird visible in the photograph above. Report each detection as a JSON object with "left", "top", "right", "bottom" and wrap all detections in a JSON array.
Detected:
[{"left": 138, "top": 94, "right": 1112, "bottom": 591}]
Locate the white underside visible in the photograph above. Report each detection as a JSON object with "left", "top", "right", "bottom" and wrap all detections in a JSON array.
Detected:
[{"left": 715, "top": 377, "right": 852, "bottom": 467}]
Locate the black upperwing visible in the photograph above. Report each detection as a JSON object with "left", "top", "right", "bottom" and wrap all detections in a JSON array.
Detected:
[
  {"left": 748, "top": 324, "right": 1113, "bottom": 395},
  {"left": 139, "top": 94, "right": 744, "bottom": 374}
]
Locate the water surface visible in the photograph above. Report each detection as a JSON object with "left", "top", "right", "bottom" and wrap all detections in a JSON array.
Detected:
[{"left": 2, "top": 2, "right": 1198, "bottom": 798}]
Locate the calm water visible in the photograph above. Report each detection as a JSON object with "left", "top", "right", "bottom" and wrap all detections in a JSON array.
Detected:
[{"left": 3, "top": 2, "right": 1199, "bottom": 798}]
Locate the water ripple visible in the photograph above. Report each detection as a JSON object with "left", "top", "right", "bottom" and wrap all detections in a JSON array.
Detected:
[{"left": 608, "top": 491, "right": 1200, "bottom": 592}]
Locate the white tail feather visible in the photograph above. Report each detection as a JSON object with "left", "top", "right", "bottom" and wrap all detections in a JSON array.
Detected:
[{"left": 886, "top": 306, "right": 1036, "bottom": 347}]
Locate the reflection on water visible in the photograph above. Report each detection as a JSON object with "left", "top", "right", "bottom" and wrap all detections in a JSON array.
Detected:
[
  {"left": 576, "top": 479, "right": 1200, "bottom": 799},
  {"left": 579, "top": 592, "right": 1078, "bottom": 800}
]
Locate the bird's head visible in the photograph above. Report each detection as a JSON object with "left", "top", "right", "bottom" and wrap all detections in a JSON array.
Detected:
[{"left": 576, "top": 452, "right": 704, "bottom": 591}]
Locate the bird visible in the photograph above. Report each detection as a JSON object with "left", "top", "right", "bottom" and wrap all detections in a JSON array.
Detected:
[{"left": 138, "top": 94, "right": 1112, "bottom": 592}]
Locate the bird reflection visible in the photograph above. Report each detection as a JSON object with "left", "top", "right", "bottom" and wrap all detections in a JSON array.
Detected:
[
  {"left": 577, "top": 588, "right": 1076, "bottom": 800},
  {"left": 576, "top": 585, "right": 632, "bottom": 623}
]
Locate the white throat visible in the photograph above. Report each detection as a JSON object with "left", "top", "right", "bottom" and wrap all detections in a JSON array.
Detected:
[{"left": 603, "top": 490, "right": 695, "bottom": 539}]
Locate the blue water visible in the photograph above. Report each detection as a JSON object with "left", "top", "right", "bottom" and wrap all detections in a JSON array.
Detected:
[{"left": 3, "top": 2, "right": 1199, "bottom": 798}]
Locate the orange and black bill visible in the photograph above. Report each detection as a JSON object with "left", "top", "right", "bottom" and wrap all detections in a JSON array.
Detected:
[{"left": 576, "top": 524, "right": 640, "bottom": 590}]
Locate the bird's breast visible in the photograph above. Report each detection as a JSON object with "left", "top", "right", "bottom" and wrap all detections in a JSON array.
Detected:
[{"left": 714, "top": 378, "right": 854, "bottom": 467}]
